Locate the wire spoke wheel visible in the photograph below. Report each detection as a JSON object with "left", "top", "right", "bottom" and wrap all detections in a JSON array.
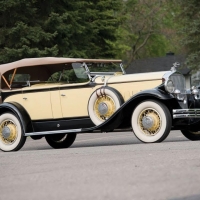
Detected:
[
  {"left": 138, "top": 108, "right": 161, "bottom": 136},
  {"left": 131, "top": 100, "right": 171, "bottom": 143},
  {"left": 94, "top": 95, "right": 116, "bottom": 121},
  {"left": 88, "top": 87, "right": 124, "bottom": 126},
  {"left": 0, "top": 119, "right": 18, "bottom": 145},
  {"left": 0, "top": 113, "right": 26, "bottom": 152}
]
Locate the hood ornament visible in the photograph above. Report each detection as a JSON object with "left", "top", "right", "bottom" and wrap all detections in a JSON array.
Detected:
[{"left": 171, "top": 62, "right": 180, "bottom": 72}]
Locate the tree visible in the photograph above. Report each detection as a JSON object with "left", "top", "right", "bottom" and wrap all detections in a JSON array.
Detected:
[
  {"left": 0, "top": 0, "right": 122, "bottom": 64},
  {"left": 0, "top": 0, "right": 58, "bottom": 63},
  {"left": 117, "top": 0, "right": 181, "bottom": 65},
  {"left": 178, "top": 0, "right": 200, "bottom": 70}
]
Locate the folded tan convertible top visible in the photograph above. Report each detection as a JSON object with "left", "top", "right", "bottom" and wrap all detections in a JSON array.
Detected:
[{"left": 0, "top": 57, "right": 122, "bottom": 75}]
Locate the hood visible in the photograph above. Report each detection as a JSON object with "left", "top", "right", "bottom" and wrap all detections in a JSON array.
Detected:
[{"left": 95, "top": 71, "right": 169, "bottom": 84}]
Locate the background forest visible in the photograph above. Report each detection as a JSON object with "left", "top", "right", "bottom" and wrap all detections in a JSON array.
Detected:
[{"left": 0, "top": 0, "right": 199, "bottom": 70}]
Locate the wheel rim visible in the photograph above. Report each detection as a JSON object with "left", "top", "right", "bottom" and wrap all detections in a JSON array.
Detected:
[
  {"left": 138, "top": 108, "right": 161, "bottom": 136},
  {"left": 0, "top": 119, "right": 18, "bottom": 145},
  {"left": 94, "top": 95, "right": 116, "bottom": 121},
  {"left": 50, "top": 134, "right": 67, "bottom": 143},
  {"left": 191, "top": 131, "right": 200, "bottom": 135}
]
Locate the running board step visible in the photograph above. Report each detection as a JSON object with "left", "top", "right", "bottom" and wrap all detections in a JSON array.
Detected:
[{"left": 25, "top": 128, "right": 82, "bottom": 137}]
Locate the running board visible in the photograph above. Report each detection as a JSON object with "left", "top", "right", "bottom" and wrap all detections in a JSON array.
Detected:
[{"left": 25, "top": 128, "right": 82, "bottom": 137}]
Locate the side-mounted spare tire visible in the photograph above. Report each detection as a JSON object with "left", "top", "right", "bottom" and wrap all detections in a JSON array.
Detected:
[{"left": 88, "top": 86, "right": 124, "bottom": 126}]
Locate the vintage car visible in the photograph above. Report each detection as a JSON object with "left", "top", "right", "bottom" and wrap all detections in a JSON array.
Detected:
[{"left": 0, "top": 57, "right": 200, "bottom": 152}]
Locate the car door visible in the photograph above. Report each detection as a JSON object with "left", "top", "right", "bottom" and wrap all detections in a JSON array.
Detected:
[
  {"left": 50, "top": 88, "right": 63, "bottom": 119},
  {"left": 59, "top": 85, "right": 93, "bottom": 118},
  {"left": 22, "top": 87, "right": 53, "bottom": 120}
]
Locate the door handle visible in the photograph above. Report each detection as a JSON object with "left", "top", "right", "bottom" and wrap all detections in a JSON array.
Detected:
[
  {"left": 23, "top": 97, "right": 27, "bottom": 100},
  {"left": 61, "top": 94, "right": 66, "bottom": 97}
]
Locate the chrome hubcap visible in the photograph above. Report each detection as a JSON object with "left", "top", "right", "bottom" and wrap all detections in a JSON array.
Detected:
[
  {"left": 0, "top": 120, "right": 18, "bottom": 144},
  {"left": 142, "top": 116, "right": 154, "bottom": 129},
  {"left": 98, "top": 102, "right": 108, "bottom": 115},
  {"left": 94, "top": 95, "right": 116, "bottom": 121},
  {"left": 138, "top": 108, "right": 161, "bottom": 136},
  {"left": 2, "top": 126, "right": 11, "bottom": 139}
]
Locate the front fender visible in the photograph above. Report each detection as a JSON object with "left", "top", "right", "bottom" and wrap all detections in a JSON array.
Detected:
[
  {"left": 130, "top": 88, "right": 174, "bottom": 100},
  {"left": 0, "top": 102, "right": 33, "bottom": 134},
  {"left": 82, "top": 88, "right": 175, "bottom": 132}
]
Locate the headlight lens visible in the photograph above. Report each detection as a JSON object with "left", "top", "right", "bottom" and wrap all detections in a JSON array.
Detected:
[{"left": 165, "top": 80, "right": 175, "bottom": 93}]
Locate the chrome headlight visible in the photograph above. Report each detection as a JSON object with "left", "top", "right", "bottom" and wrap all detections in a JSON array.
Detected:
[{"left": 165, "top": 79, "right": 175, "bottom": 93}]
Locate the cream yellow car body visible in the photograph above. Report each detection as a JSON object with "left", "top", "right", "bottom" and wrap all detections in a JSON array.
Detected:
[
  {"left": 2, "top": 57, "right": 190, "bottom": 152},
  {"left": 4, "top": 71, "right": 166, "bottom": 120}
]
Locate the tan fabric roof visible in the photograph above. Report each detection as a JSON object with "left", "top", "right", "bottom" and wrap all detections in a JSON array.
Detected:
[{"left": 0, "top": 57, "right": 122, "bottom": 75}]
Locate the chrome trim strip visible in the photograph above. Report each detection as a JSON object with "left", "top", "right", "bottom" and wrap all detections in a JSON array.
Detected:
[
  {"left": 173, "top": 109, "right": 200, "bottom": 114},
  {"left": 25, "top": 128, "right": 82, "bottom": 136},
  {"left": 173, "top": 114, "right": 200, "bottom": 119},
  {"left": 173, "top": 109, "right": 200, "bottom": 118},
  {"left": 90, "top": 72, "right": 116, "bottom": 75}
]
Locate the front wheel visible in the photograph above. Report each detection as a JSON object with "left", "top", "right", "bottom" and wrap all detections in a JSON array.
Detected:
[
  {"left": 0, "top": 113, "right": 26, "bottom": 152},
  {"left": 131, "top": 100, "right": 172, "bottom": 143},
  {"left": 181, "top": 130, "right": 200, "bottom": 141},
  {"left": 45, "top": 133, "right": 76, "bottom": 149}
]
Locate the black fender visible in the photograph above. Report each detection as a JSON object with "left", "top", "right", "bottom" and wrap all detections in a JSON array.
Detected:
[
  {"left": 119, "top": 88, "right": 179, "bottom": 128},
  {"left": 124, "top": 88, "right": 176, "bottom": 109},
  {"left": 0, "top": 102, "right": 33, "bottom": 135},
  {"left": 82, "top": 88, "right": 176, "bottom": 132}
]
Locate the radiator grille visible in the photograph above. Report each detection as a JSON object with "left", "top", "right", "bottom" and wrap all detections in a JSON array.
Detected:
[{"left": 170, "top": 73, "right": 186, "bottom": 93}]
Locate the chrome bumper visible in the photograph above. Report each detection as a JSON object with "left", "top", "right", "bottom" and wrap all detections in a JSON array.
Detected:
[{"left": 173, "top": 109, "right": 200, "bottom": 118}]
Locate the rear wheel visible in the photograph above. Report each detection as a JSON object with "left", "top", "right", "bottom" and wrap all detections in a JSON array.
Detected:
[
  {"left": 31, "top": 135, "right": 43, "bottom": 140},
  {"left": 131, "top": 100, "right": 171, "bottom": 143},
  {"left": 45, "top": 134, "right": 76, "bottom": 149},
  {"left": 0, "top": 113, "right": 26, "bottom": 152},
  {"left": 181, "top": 130, "right": 200, "bottom": 141}
]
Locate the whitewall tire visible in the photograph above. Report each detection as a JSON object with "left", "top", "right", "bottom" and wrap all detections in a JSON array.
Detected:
[
  {"left": 88, "top": 87, "right": 124, "bottom": 125},
  {"left": 131, "top": 100, "right": 171, "bottom": 143},
  {"left": 0, "top": 113, "right": 26, "bottom": 152}
]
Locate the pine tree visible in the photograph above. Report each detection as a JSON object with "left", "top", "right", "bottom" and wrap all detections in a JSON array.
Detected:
[
  {"left": 0, "top": 0, "right": 122, "bottom": 64},
  {"left": 0, "top": 0, "right": 59, "bottom": 63}
]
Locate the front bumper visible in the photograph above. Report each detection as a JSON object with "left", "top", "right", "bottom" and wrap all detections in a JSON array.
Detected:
[{"left": 173, "top": 109, "right": 200, "bottom": 118}]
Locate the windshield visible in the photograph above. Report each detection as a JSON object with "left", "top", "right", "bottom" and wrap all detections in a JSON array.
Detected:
[
  {"left": 48, "top": 64, "right": 89, "bottom": 83},
  {"left": 87, "top": 63, "right": 124, "bottom": 75}
]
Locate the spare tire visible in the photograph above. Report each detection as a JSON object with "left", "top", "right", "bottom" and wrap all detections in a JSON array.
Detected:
[{"left": 88, "top": 86, "right": 124, "bottom": 125}]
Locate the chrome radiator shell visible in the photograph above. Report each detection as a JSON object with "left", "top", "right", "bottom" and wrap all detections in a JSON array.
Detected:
[{"left": 170, "top": 72, "right": 186, "bottom": 94}]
